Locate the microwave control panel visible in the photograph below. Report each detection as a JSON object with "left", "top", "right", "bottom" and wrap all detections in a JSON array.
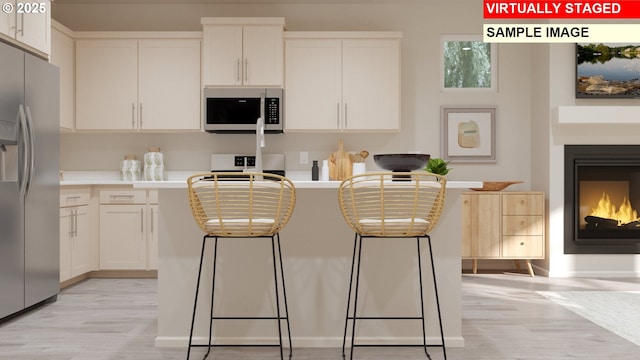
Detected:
[{"left": 266, "top": 98, "right": 280, "bottom": 124}]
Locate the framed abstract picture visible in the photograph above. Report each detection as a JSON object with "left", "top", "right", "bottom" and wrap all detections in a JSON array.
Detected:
[{"left": 441, "top": 107, "right": 496, "bottom": 163}]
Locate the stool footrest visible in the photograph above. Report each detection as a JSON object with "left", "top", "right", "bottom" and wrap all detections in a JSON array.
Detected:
[
  {"left": 348, "top": 316, "right": 423, "bottom": 320},
  {"left": 189, "top": 344, "right": 286, "bottom": 348},
  {"left": 352, "top": 344, "right": 444, "bottom": 348},
  {"left": 211, "top": 316, "right": 288, "bottom": 320}
]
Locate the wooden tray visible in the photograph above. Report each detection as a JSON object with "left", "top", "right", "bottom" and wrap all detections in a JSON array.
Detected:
[{"left": 470, "top": 181, "right": 523, "bottom": 191}]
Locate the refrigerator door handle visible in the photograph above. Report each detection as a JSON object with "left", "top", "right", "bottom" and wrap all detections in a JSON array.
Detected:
[
  {"left": 24, "top": 106, "right": 36, "bottom": 199},
  {"left": 18, "top": 105, "right": 29, "bottom": 200}
]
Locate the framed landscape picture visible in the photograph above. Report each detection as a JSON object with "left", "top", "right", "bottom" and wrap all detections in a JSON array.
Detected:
[
  {"left": 576, "top": 43, "right": 640, "bottom": 98},
  {"left": 441, "top": 35, "right": 497, "bottom": 91}
]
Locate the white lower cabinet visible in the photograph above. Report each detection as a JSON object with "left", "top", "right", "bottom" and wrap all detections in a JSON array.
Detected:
[
  {"left": 98, "top": 188, "right": 158, "bottom": 270},
  {"left": 60, "top": 189, "right": 91, "bottom": 283}
]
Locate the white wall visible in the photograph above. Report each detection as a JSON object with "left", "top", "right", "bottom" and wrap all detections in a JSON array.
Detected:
[
  {"left": 545, "top": 44, "right": 640, "bottom": 277},
  {"left": 56, "top": 1, "right": 535, "bottom": 273}
]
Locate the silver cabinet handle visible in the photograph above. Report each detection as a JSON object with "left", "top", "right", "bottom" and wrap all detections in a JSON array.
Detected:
[
  {"left": 139, "top": 102, "right": 143, "bottom": 128},
  {"left": 65, "top": 196, "right": 81, "bottom": 200},
  {"left": 244, "top": 58, "right": 248, "bottom": 83},
  {"left": 344, "top": 102, "right": 348, "bottom": 129},
  {"left": 337, "top": 103, "right": 340, "bottom": 129},
  {"left": 68, "top": 209, "right": 73, "bottom": 238},
  {"left": 151, "top": 207, "right": 154, "bottom": 234},
  {"left": 140, "top": 208, "right": 144, "bottom": 233},
  {"left": 74, "top": 210, "right": 78, "bottom": 237},
  {"left": 131, "top": 102, "right": 136, "bottom": 129},
  {"left": 110, "top": 194, "right": 134, "bottom": 199},
  {"left": 17, "top": 13, "right": 24, "bottom": 35},
  {"left": 237, "top": 58, "right": 241, "bottom": 83}
]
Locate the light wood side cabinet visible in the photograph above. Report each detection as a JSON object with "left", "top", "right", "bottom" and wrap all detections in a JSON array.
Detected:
[
  {"left": 60, "top": 188, "right": 91, "bottom": 283},
  {"left": 284, "top": 32, "right": 401, "bottom": 132},
  {"left": 75, "top": 38, "right": 201, "bottom": 131},
  {"left": 99, "top": 188, "right": 158, "bottom": 270},
  {"left": 50, "top": 21, "right": 74, "bottom": 130},
  {"left": 202, "top": 17, "right": 284, "bottom": 86},
  {"left": 0, "top": 0, "right": 50, "bottom": 55},
  {"left": 462, "top": 191, "right": 545, "bottom": 276}
]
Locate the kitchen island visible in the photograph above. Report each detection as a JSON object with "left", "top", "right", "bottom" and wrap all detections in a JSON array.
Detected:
[{"left": 132, "top": 177, "right": 479, "bottom": 349}]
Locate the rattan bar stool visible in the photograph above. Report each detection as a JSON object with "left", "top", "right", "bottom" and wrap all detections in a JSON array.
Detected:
[
  {"left": 338, "top": 172, "right": 447, "bottom": 360},
  {"left": 186, "top": 172, "right": 296, "bottom": 360}
]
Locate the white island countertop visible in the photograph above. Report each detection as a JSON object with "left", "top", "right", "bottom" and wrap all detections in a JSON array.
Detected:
[{"left": 59, "top": 171, "right": 482, "bottom": 189}]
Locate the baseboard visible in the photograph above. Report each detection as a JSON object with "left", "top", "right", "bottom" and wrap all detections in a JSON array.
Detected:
[
  {"left": 60, "top": 270, "right": 158, "bottom": 289},
  {"left": 155, "top": 335, "right": 465, "bottom": 348},
  {"left": 547, "top": 270, "right": 640, "bottom": 278}
]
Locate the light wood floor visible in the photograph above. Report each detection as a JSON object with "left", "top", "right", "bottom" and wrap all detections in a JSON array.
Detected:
[{"left": 1, "top": 274, "right": 639, "bottom": 359}]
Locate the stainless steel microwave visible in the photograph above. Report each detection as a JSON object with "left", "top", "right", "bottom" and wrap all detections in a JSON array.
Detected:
[{"left": 204, "top": 87, "right": 283, "bottom": 133}]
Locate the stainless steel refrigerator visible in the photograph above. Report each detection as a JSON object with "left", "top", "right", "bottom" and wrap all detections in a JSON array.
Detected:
[{"left": 0, "top": 41, "right": 60, "bottom": 320}]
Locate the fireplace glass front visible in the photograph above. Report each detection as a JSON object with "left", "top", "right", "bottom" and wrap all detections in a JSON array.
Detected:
[{"left": 565, "top": 145, "right": 640, "bottom": 254}]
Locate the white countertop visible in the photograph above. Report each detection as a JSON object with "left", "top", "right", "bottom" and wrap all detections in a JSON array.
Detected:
[{"left": 59, "top": 170, "right": 483, "bottom": 189}]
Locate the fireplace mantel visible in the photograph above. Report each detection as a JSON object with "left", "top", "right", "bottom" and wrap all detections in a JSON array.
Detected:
[{"left": 558, "top": 106, "right": 640, "bottom": 124}]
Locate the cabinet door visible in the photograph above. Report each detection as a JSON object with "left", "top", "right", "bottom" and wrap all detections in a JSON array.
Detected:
[
  {"left": 147, "top": 204, "right": 158, "bottom": 270},
  {"left": 0, "top": 1, "right": 15, "bottom": 38},
  {"left": 76, "top": 40, "right": 138, "bottom": 130},
  {"left": 342, "top": 39, "right": 400, "bottom": 131},
  {"left": 51, "top": 26, "right": 74, "bottom": 130},
  {"left": 202, "top": 25, "right": 243, "bottom": 86},
  {"left": 242, "top": 25, "right": 283, "bottom": 86},
  {"left": 59, "top": 208, "right": 72, "bottom": 282},
  {"left": 16, "top": 0, "right": 50, "bottom": 54},
  {"left": 71, "top": 206, "right": 91, "bottom": 277},
  {"left": 99, "top": 204, "right": 146, "bottom": 270},
  {"left": 138, "top": 39, "right": 201, "bottom": 130},
  {"left": 284, "top": 39, "right": 342, "bottom": 131},
  {"left": 461, "top": 193, "right": 500, "bottom": 258}
]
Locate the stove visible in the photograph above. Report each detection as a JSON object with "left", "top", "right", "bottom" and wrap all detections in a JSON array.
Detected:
[{"left": 211, "top": 154, "right": 285, "bottom": 177}]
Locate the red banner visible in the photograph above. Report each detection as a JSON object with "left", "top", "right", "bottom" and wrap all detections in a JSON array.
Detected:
[{"left": 484, "top": 1, "right": 640, "bottom": 18}]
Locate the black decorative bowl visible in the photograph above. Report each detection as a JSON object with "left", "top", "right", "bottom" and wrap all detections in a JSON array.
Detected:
[{"left": 373, "top": 154, "right": 431, "bottom": 172}]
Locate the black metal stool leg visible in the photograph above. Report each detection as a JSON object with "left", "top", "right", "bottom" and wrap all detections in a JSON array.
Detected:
[
  {"left": 416, "top": 237, "right": 430, "bottom": 359},
  {"left": 349, "top": 235, "right": 364, "bottom": 360},
  {"left": 276, "top": 233, "right": 293, "bottom": 357},
  {"left": 271, "top": 236, "right": 285, "bottom": 360},
  {"left": 342, "top": 233, "right": 359, "bottom": 356},
  {"left": 187, "top": 235, "right": 209, "bottom": 360},
  {"left": 205, "top": 237, "right": 219, "bottom": 359},
  {"left": 427, "top": 236, "right": 447, "bottom": 360}
]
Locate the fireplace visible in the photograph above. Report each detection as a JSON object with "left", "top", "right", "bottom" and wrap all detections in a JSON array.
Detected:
[{"left": 565, "top": 145, "right": 640, "bottom": 254}]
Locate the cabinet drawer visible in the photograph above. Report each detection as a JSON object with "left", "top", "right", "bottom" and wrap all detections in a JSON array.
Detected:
[
  {"left": 502, "top": 216, "right": 543, "bottom": 236},
  {"left": 502, "top": 194, "right": 543, "bottom": 215},
  {"left": 60, "top": 189, "right": 90, "bottom": 207},
  {"left": 502, "top": 236, "right": 544, "bottom": 258},
  {"left": 100, "top": 189, "right": 147, "bottom": 204}
]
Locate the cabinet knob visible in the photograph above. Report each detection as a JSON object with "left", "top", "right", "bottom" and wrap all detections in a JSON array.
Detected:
[{"left": 520, "top": 242, "right": 525, "bottom": 246}]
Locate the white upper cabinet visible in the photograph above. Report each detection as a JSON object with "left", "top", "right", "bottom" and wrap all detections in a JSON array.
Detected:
[
  {"left": 0, "top": 0, "right": 50, "bottom": 55},
  {"left": 75, "top": 37, "right": 201, "bottom": 131},
  {"left": 284, "top": 32, "right": 401, "bottom": 132},
  {"left": 50, "top": 22, "right": 75, "bottom": 130},
  {"left": 202, "top": 18, "right": 284, "bottom": 86},
  {"left": 138, "top": 39, "right": 201, "bottom": 130},
  {"left": 76, "top": 39, "right": 138, "bottom": 130}
]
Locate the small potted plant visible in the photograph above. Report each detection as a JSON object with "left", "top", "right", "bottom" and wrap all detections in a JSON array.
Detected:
[{"left": 425, "top": 158, "right": 451, "bottom": 178}]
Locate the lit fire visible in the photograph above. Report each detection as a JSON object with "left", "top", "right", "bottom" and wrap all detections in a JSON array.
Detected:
[{"left": 590, "top": 192, "right": 639, "bottom": 226}]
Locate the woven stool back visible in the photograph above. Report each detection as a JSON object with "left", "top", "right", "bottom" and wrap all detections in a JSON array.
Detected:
[
  {"left": 187, "top": 172, "right": 296, "bottom": 237},
  {"left": 338, "top": 172, "right": 446, "bottom": 237}
]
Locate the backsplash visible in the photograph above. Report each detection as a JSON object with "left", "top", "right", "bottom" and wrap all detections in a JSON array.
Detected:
[{"left": 60, "top": 132, "right": 415, "bottom": 173}]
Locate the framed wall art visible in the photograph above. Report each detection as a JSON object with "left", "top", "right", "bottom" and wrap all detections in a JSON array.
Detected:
[
  {"left": 441, "top": 34, "right": 497, "bottom": 91},
  {"left": 441, "top": 107, "right": 496, "bottom": 163}
]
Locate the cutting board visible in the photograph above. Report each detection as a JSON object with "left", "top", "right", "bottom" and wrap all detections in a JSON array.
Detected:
[{"left": 328, "top": 139, "right": 352, "bottom": 181}]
